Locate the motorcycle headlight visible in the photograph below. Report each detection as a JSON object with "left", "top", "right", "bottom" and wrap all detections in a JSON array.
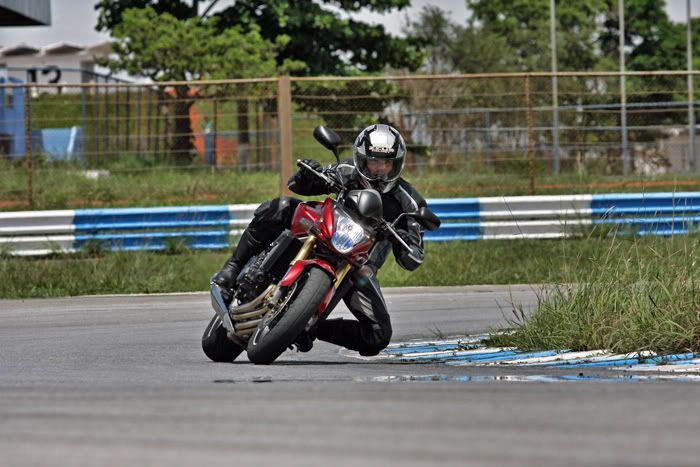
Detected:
[{"left": 331, "top": 213, "right": 367, "bottom": 254}]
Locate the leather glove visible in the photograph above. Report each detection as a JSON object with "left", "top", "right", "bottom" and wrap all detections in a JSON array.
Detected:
[
  {"left": 301, "top": 159, "right": 323, "bottom": 173},
  {"left": 391, "top": 228, "right": 412, "bottom": 248}
]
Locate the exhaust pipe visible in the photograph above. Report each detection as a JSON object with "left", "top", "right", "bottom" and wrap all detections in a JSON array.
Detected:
[
  {"left": 210, "top": 282, "right": 235, "bottom": 333},
  {"left": 230, "top": 284, "right": 276, "bottom": 315}
]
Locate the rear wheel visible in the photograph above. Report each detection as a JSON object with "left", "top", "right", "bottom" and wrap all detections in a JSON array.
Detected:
[
  {"left": 202, "top": 314, "right": 244, "bottom": 363},
  {"left": 246, "top": 267, "right": 332, "bottom": 364}
]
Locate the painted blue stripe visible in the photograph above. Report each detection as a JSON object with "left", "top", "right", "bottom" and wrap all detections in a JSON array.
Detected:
[
  {"left": 591, "top": 193, "right": 700, "bottom": 212},
  {"left": 426, "top": 222, "right": 482, "bottom": 240},
  {"left": 74, "top": 220, "right": 234, "bottom": 231},
  {"left": 546, "top": 352, "right": 697, "bottom": 369},
  {"left": 592, "top": 216, "right": 700, "bottom": 235},
  {"left": 424, "top": 234, "right": 482, "bottom": 242},
  {"left": 426, "top": 198, "right": 481, "bottom": 220},
  {"left": 432, "top": 212, "right": 481, "bottom": 220},
  {"left": 591, "top": 206, "right": 700, "bottom": 216},
  {"left": 399, "top": 350, "right": 519, "bottom": 362},
  {"left": 457, "top": 350, "right": 561, "bottom": 363},
  {"left": 73, "top": 205, "right": 231, "bottom": 229},
  {"left": 73, "top": 230, "right": 231, "bottom": 250}
]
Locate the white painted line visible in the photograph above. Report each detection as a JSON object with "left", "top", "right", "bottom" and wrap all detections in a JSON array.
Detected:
[
  {"left": 481, "top": 350, "right": 611, "bottom": 366},
  {"left": 397, "top": 347, "right": 513, "bottom": 359},
  {"left": 617, "top": 360, "right": 700, "bottom": 373},
  {"left": 386, "top": 335, "right": 488, "bottom": 349}
]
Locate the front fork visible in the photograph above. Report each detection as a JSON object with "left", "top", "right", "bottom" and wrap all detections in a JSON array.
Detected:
[
  {"left": 211, "top": 235, "right": 353, "bottom": 341},
  {"left": 294, "top": 235, "right": 353, "bottom": 290},
  {"left": 287, "top": 235, "right": 353, "bottom": 326}
]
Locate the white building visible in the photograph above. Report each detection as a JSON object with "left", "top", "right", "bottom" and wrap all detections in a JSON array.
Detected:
[{"left": 0, "top": 41, "right": 115, "bottom": 86}]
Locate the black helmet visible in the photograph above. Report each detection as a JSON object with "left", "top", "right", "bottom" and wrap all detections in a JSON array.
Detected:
[{"left": 352, "top": 124, "right": 406, "bottom": 194}]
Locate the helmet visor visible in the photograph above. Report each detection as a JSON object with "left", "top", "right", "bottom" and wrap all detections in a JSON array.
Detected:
[{"left": 356, "top": 154, "right": 404, "bottom": 182}]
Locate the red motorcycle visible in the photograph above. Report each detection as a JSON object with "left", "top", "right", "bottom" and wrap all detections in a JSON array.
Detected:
[{"left": 202, "top": 126, "right": 440, "bottom": 365}]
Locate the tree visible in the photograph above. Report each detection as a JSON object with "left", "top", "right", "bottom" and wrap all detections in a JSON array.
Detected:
[
  {"left": 407, "top": 1, "right": 700, "bottom": 155},
  {"left": 96, "top": 1, "right": 425, "bottom": 165},
  {"left": 100, "top": 7, "right": 282, "bottom": 164},
  {"left": 405, "top": 6, "right": 511, "bottom": 74},
  {"left": 464, "top": 0, "right": 607, "bottom": 72},
  {"left": 95, "top": 0, "right": 424, "bottom": 75}
]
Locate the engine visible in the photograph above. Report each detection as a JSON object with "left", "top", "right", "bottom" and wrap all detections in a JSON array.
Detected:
[
  {"left": 233, "top": 230, "right": 302, "bottom": 304},
  {"left": 234, "top": 254, "right": 270, "bottom": 303}
]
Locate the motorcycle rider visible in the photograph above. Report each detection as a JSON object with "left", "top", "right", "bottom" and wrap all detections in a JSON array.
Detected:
[{"left": 212, "top": 124, "right": 427, "bottom": 356}]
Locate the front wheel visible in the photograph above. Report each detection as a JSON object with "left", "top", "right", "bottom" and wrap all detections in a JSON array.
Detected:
[
  {"left": 246, "top": 267, "right": 333, "bottom": 364},
  {"left": 202, "top": 313, "right": 245, "bottom": 362}
]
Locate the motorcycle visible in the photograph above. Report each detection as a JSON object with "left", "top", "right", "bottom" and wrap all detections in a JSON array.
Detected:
[{"left": 202, "top": 126, "right": 441, "bottom": 365}]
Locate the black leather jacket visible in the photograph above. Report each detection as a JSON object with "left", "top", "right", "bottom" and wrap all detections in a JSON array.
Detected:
[{"left": 288, "top": 159, "right": 427, "bottom": 272}]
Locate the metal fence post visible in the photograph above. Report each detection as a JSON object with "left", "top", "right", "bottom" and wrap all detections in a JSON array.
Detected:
[
  {"left": 278, "top": 76, "right": 293, "bottom": 196},
  {"left": 688, "top": 0, "right": 696, "bottom": 171},
  {"left": 24, "top": 84, "right": 33, "bottom": 209},
  {"left": 550, "top": 0, "right": 560, "bottom": 175},
  {"left": 620, "top": 0, "right": 631, "bottom": 175},
  {"left": 484, "top": 110, "right": 493, "bottom": 171},
  {"left": 525, "top": 75, "right": 536, "bottom": 195},
  {"left": 213, "top": 97, "right": 219, "bottom": 169}
]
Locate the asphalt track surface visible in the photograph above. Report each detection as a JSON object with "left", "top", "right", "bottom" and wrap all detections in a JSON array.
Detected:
[{"left": 2, "top": 285, "right": 700, "bottom": 466}]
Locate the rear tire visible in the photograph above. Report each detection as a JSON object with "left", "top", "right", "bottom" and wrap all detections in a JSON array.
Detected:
[
  {"left": 246, "top": 267, "right": 332, "bottom": 364},
  {"left": 202, "top": 314, "right": 244, "bottom": 363}
]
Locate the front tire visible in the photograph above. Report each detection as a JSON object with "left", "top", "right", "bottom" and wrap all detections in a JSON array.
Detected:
[
  {"left": 202, "top": 314, "right": 244, "bottom": 362},
  {"left": 246, "top": 267, "right": 332, "bottom": 364}
]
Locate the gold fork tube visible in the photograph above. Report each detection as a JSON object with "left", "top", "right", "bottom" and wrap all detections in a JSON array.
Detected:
[
  {"left": 292, "top": 235, "right": 316, "bottom": 263},
  {"left": 334, "top": 263, "right": 352, "bottom": 289}
]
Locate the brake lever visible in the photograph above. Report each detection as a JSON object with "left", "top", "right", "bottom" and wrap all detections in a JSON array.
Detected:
[
  {"left": 296, "top": 159, "right": 343, "bottom": 192},
  {"left": 383, "top": 221, "right": 413, "bottom": 252}
]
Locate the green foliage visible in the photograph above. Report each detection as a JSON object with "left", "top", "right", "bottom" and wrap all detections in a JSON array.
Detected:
[
  {"left": 95, "top": 0, "right": 423, "bottom": 76},
  {"left": 100, "top": 7, "right": 280, "bottom": 81},
  {"left": 163, "top": 236, "right": 191, "bottom": 255},
  {"left": 96, "top": 6, "right": 286, "bottom": 165},
  {"left": 7, "top": 159, "right": 700, "bottom": 210},
  {"left": 490, "top": 235, "right": 700, "bottom": 355},
  {"left": 0, "top": 238, "right": 635, "bottom": 298},
  {"left": 408, "top": 0, "right": 700, "bottom": 75}
]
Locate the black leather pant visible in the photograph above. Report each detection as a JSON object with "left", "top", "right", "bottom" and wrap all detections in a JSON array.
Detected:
[
  {"left": 317, "top": 265, "right": 392, "bottom": 356},
  {"left": 242, "top": 196, "right": 393, "bottom": 356}
]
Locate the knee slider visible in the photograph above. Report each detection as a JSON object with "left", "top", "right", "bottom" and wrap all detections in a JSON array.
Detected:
[{"left": 359, "top": 326, "right": 392, "bottom": 357}]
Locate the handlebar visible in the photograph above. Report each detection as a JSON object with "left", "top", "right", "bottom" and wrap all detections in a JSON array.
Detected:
[
  {"left": 296, "top": 159, "right": 344, "bottom": 192},
  {"left": 382, "top": 221, "right": 413, "bottom": 252},
  {"left": 297, "top": 159, "right": 414, "bottom": 254}
]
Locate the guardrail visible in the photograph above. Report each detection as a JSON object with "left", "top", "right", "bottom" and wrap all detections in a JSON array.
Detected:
[{"left": 3, "top": 192, "right": 700, "bottom": 255}]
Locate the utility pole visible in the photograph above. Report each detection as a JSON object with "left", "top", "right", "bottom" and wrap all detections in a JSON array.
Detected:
[
  {"left": 550, "top": 0, "right": 560, "bottom": 174},
  {"left": 688, "top": 0, "right": 696, "bottom": 171},
  {"left": 619, "top": 0, "right": 630, "bottom": 175}
]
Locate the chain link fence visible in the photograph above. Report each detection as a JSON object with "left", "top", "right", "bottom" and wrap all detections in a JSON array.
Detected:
[
  {"left": 1, "top": 72, "right": 699, "bottom": 209},
  {"left": 293, "top": 72, "right": 698, "bottom": 177}
]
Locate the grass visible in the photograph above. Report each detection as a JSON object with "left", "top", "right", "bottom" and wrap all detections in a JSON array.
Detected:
[
  {"left": 0, "top": 237, "right": 645, "bottom": 299},
  {"left": 0, "top": 161, "right": 280, "bottom": 210},
  {"left": 4, "top": 157, "right": 700, "bottom": 210},
  {"left": 489, "top": 233, "right": 700, "bottom": 355}
]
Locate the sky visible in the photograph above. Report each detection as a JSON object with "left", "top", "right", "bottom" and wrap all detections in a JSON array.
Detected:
[{"left": 0, "top": 0, "right": 696, "bottom": 49}]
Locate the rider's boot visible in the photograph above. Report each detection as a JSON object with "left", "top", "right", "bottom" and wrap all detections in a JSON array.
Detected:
[
  {"left": 294, "top": 328, "right": 317, "bottom": 352},
  {"left": 212, "top": 230, "right": 266, "bottom": 305}
]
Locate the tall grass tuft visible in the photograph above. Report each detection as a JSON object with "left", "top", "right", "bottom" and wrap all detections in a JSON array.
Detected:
[{"left": 490, "top": 232, "right": 700, "bottom": 355}]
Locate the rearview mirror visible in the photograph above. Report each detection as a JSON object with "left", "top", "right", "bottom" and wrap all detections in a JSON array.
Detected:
[
  {"left": 346, "top": 189, "right": 383, "bottom": 220},
  {"left": 415, "top": 207, "right": 441, "bottom": 231},
  {"left": 313, "top": 126, "right": 341, "bottom": 160}
]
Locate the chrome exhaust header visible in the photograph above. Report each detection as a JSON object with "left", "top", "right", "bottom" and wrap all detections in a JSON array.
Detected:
[{"left": 210, "top": 282, "right": 235, "bottom": 334}]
